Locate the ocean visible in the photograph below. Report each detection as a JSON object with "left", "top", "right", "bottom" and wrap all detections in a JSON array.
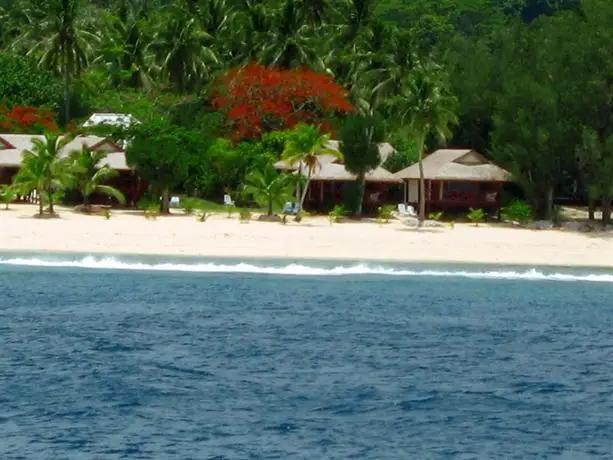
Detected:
[{"left": 1, "top": 253, "right": 613, "bottom": 459}]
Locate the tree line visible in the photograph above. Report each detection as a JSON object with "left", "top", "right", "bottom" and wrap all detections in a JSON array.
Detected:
[{"left": 0, "top": 0, "right": 612, "bottom": 222}]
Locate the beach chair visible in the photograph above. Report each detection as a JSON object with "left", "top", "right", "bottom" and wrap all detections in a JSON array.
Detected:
[
  {"left": 170, "top": 196, "right": 181, "bottom": 208},
  {"left": 223, "top": 194, "right": 235, "bottom": 207},
  {"left": 283, "top": 202, "right": 294, "bottom": 214},
  {"left": 397, "top": 203, "right": 417, "bottom": 217}
]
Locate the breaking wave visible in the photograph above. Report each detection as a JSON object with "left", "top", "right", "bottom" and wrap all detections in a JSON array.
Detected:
[{"left": 0, "top": 255, "right": 612, "bottom": 283}]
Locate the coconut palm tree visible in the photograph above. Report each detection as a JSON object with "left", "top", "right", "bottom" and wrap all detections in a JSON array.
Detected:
[
  {"left": 15, "top": 0, "right": 99, "bottom": 122},
  {"left": 259, "top": 0, "right": 323, "bottom": 69},
  {"left": 70, "top": 145, "right": 126, "bottom": 208},
  {"left": 393, "top": 62, "right": 458, "bottom": 224},
  {"left": 98, "top": 0, "right": 153, "bottom": 90},
  {"left": 243, "top": 164, "right": 298, "bottom": 216},
  {"left": 149, "top": 3, "right": 218, "bottom": 93},
  {"left": 0, "top": 184, "right": 16, "bottom": 210},
  {"left": 282, "top": 123, "right": 338, "bottom": 213},
  {"left": 13, "top": 133, "right": 75, "bottom": 217}
]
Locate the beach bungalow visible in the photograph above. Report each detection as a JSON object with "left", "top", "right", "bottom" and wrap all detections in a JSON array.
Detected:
[
  {"left": 0, "top": 134, "right": 141, "bottom": 205},
  {"left": 393, "top": 149, "right": 512, "bottom": 214},
  {"left": 274, "top": 141, "right": 400, "bottom": 212}
]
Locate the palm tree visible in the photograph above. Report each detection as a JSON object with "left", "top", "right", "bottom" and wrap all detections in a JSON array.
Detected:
[
  {"left": 70, "top": 145, "right": 126, "bottom": 208},
  {"left": 259, "top": 0, "right": 323, "bottom": 69},
  {"left": 15, "top": 0, "right": 99, "bottom": 123},
  {"left": 393, "top": 63, "right": 458, "bottom": 224},
  {"left": 149, "top": 3, "right": 218, "bottom": 93},
  {"left": 282, "top": 123, "right": 338, "bottom": 213},
  {"left": 98, "top": 0, "right": 153, "bottom": 90},
  {"left": 339, "top": 113, "right": 385, "bottom": 216},
  {"left": 0, "top": 184, "right": 16, "bottom": 210},
  {"left": 243, "top": 164, "right": 298, "bottom": 216},
  {"left": 13, "top": 133, "right": 75, "bottom": 217}
]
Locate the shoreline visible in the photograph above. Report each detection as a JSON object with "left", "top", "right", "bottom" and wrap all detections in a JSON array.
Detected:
[
  {"left": 2, "top": 248, "right": 613, "bottom": 272},
  {"left": 1, "top": 205, "right": 612, "bottom": 270}
]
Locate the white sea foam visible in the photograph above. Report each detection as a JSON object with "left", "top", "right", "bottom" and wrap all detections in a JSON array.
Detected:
[{"left": 0, "top": 256, "right": 612, "bottom": 283}]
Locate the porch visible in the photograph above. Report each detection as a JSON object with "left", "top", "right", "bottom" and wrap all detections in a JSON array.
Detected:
[
  {"left": 304, "top": 180, "right": 393, "bottom": 214},
  {"left": 404, "top": 179, "right": 504, "bottom": 212}
]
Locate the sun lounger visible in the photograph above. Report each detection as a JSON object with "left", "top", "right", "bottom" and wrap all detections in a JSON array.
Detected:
[
  {"left": 223, "top": 194, "right": 235, "bottom": 207},
  {"left": 397, "top": 203, "right": 417, "bottom": 217}
]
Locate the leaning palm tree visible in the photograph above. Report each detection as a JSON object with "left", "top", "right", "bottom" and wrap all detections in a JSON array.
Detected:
[
  {"left": 14, "top": 0, "right": 99, "bottom": 122},
  {"left": 13, "top": 133, "right": 75, "bottom": 217},
  {"left": 393, "top": 62, "right": 458, "bottom": 224},
  {"left": 282, "top": 123, "right": 339, "bottom": 213},
  {"left": 70, "top": 145, "right": 126, "bottom": 209}
]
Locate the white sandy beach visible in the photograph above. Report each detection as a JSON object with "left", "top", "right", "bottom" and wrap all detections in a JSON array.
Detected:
[{"left": 0, "top": 204, "right": 612, "bottom": 268}]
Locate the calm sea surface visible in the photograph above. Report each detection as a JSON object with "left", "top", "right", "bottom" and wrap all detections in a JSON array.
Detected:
[{"left": 1, "top": 254, "right": 613, "bottom": 459}]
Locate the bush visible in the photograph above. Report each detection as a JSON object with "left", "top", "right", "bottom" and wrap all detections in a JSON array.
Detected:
[
  {"left": 428, "top": 211, "right": 444, "bottom": 221},
  {"left": 99, "top": 207, "right": 111, "bottom": 220},
  {"left": 501, "top": 200, "right": 532, "bottom": 223},
  {"left": 198, "top": 211, "right": 208, "bottom": 222},
  {"left": 329, "top": 204, "right": 348, "bottom": 224},
  {"left": 238, "top": 208, "right": 251, "bottom": 222},
  {"left": 182, "top": 197, "right": 204, "bottom": 215},
  {"left": 467, "top": 207, "right": 486, "bottom": 226},
  {"left": 377, "top": 204, "right": 395, "bottom": 224}
]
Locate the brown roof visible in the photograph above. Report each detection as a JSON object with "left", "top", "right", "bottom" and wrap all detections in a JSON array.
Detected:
[
  {"left": 274, "top": 140, "right": 396, "bottom": 171},
  {"left": 0, "top": 134, "right": 130, "bottom": 170},
  {"left": 393, "top": 149, "right": 511, "bottom": 182},
  {"left": 296, "top": 162, "right": 400, "bottom": 183}
]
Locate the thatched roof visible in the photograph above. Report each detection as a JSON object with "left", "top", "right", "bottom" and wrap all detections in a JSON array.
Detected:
[
  {"left": 0, "top": 134, "right": 130, "bottom": 170},
  {"left": 274, "top": 140, "right": 396, "bottom": 171},
  {"left": 393, "top": 149, "right": 511, "bottom": 182},
  {"left": 302, "top": 162, "right": 400, "bottom": 183}
]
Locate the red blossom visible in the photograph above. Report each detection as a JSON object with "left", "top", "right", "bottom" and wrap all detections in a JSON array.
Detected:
[
  {"left": 0, "top": 105, "right": 59, "bottom": 134},
  {"left": 212, "top": 62, "right": 353, "bottom": 141}
]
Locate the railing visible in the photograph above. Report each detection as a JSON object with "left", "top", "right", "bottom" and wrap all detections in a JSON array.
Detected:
[{"left": 441, "top": 190, "right": 499, "bottom": 203}]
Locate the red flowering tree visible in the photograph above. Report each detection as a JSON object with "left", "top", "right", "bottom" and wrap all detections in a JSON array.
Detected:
[
  {"left": 0, "top": 106, "right": 59, "bottom": 134},
  {"left": 212, "top": 62, "right": 353, "bottom": 141}
]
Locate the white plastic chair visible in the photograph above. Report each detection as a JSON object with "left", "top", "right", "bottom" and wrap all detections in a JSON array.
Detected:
[{"left": 223, "top": 194, "right": 234, "bottom": 206}]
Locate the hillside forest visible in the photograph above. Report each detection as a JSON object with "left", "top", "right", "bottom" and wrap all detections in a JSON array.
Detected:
[{"left": 0, "top": 0, "right": 612, "bottom": 222}]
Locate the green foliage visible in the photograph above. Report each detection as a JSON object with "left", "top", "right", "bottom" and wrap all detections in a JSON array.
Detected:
[
  {"left": 0, "top": 184, "right": 16, "bottom": 209},
  {"left": 242, "top": 164, "right": 298, "bottom": 216},
  {"left": 339, "top": 113, "right": 385, "bottom": 216},
  {"left": 70, "top": 145, "right": 125, "bottom": 206},
  {"left": 238, "top": 208, "right": 251, "bottom": 222},
  {"left": 126, "top": 118, "right": 208, "bottom": 212},
  {"left": 198, "top": 211, "right": 209, "bottom": 222},
  {"left": 467, "top": 207, "right": 485, "bottom": 226},
  {"left": 329, "top": 204, "right": 348, "bottom": 224},
  {"left": 13, "top": 133, "right": 75, "bottom": 216},
  {"left": 0, "top": 53, "right": 62, "bottom": 108},
  {"left": 428, "top": 211, "right": 444, "bottom": 221},
  {"left": 501, "top": 199, "right": 532, "bottom": 223},
  {"left": 182, "top": 197, "right": 205, "bottom": 215},
  {"left": 99, "top": 207, "right": 111, "bottom": 219},
  {"left": 377, "top": 204, "right": 395, "bottom": 224}
]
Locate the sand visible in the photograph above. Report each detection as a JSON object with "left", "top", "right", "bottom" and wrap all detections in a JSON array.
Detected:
[{"left": 0, "top": 204, "right": 612, "bottom": 268}]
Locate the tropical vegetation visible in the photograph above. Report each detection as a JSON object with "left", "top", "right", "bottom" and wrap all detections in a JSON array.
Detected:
[{"left": 0, "top": 0, "right": 612, "bottom": 221}]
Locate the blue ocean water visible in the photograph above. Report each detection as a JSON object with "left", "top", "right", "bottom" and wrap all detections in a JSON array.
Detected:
[{"left": 1, "top": 254, "right": 613, "bottom": 459}]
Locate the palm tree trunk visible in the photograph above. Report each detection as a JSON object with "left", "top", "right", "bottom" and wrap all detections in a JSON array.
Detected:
[
  {"left": 38, "top": 191, "right": 44, "bottom": 216},
  {"left": 603, "top": 196, "right": 612, "bottom": 225},
  {"left": 63, "top": 49, "right": 71, "bottom": 124},
  {"left": 417, "top": 133, "right": 427, "bottom": 225},
  {"left": 48, "top": 188, "right": 54, "bottom": 215},
  {"left": 355, "top": 172, "right": 366, "bottom": 217},
  {"left": 268, "top": 196, "right": 273, "bottom": 216},
  {"left": 298, "top": 170, "right": 312, "bottom": 213}
]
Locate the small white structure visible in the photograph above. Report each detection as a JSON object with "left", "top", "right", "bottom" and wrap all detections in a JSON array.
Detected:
[{"left": 82, "top": 113, "right": 140, "bottom": 129}]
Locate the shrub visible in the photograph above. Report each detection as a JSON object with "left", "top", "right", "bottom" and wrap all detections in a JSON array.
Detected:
[
  {"left": 238, "top": 208, "right": 251, "bottom": 223},
  {"left": 198, "top": 211, "right": 208, "bottom": 222},
  {"left": 501, "top": 200, "right": 532, "bottom": 223},
  {"left": 377, "top": 204, "right": 395, "bottom": 224},
  {"left": 429, "top": 211, "right": 444, "bottom": 221},
  {"left": 99, "top": 207, "right": 111, "bottom": 220},
  {"left": 0, "top": 185, "right": 16, "bottom": 210},
  {"left": 467, "top": 207, "right": 486, "bottom": 226},
  {"left": 144, "top": 204, "right": 159, "bottom": 220},
  {"left": 182, "top": 197, "right": 204, "bottom": 215},
  {"left": 329, "top": 204, "right": 348, "bottom": 224}
]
